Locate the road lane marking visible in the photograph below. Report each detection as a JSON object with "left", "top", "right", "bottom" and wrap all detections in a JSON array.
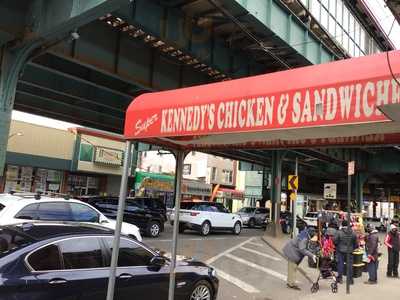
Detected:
[
  {"left": 239, "top": 246, "right": 281, "bottom": 261},
  {"left": 206, "top": 237, "right": 254, "bottom": 264},
  {"left": 213, "top": 268, "right": 260, "bottom": 294},
  {"left": 247, "top": 241, "right": 265, "bottom": 247},
  {"left": 144, "top": 236, "right": 251, "bottom": 243},
  {"left": 224, "top": 254, "right": 287, "bottom": 282}
]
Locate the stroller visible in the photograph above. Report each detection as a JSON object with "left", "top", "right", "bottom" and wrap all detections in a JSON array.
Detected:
[{"left": 310, "top": 233, "right": 338, "bottom": 294}]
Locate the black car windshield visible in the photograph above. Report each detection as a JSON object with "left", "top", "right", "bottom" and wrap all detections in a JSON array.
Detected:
[
  {"left": 0, "top": 227, "right": 35, "bottom": 258},
  {"left": 239, "top": 207, "right": 256, "bottom": 213}
]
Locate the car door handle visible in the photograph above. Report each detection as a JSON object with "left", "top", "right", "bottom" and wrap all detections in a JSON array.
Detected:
[
  {"left": 118, "top": 273, "right": 134, "bottom": 280},
  {"left": 48, "top": 278, "right": 68, "bottom": 285}
]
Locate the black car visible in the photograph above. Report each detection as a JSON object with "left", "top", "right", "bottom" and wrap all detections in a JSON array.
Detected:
[
  {"left": 0, "top": 223, "right": 218, "bottom": 300},
  {"left": 87, "top": 197, "right": 167, "bottom": 238}
]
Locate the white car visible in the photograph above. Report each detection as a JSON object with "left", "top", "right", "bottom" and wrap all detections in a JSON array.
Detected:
[
  {"left": 0, "top": 193, "right": 142, "bottom": 241},
  {"left": 170, "top": 201, "right": 242, "bottom": 236},
  {"left": 303, "top": 212, "right": 319, "bottom": 228}
]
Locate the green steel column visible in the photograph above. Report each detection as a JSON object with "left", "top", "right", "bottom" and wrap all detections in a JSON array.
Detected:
[
  {"left": 0, "top": 44, "right": 40, "bottom": 175},
  {"left": 267, "top": 150, "right": 283, "bottom": 237},
  {"left": 355, "top": 172, "right": 367, "bottom": 213}
]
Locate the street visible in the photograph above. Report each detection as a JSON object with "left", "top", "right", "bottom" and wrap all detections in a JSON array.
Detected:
[
  {"left": 145, "top": 228, "right": 399, "bottom": 300},
  {"left": 144, "top": 225, "right": 300, "bottom": 300}
]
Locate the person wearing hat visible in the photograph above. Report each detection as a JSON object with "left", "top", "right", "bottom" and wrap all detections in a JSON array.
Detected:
[
  {"left": 384, "top": 224, "right": 400, "bottom": 277},
  {"left": 365, "top": 224, "right": 380, "bottom": 284},
  {"left": 334, "top": 219, "right": 358, "bottom": 284},
  {"left": 283, "top": 227, "right": 317, "bottom": 290}
]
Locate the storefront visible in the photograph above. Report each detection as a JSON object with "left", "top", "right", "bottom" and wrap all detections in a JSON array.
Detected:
[
  {"left": 134, "top": 171, "right": 212, "bottom": 208},
  {"left": 3, "top": 165, "right": 65, "bottom": 194},
  {"left": 215, "top": 187, "right": 244, "bottom": 213}
]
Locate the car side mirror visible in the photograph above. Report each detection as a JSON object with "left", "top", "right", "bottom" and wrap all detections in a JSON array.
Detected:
[
  {"left": 100, "top": 219, "right": 109, "bottom": 224},
  {"left": 150, "top": 256, "right": 166, "bottom": 267}
]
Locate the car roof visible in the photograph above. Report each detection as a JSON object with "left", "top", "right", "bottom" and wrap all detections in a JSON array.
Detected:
[
  {"left": 1, "top": 222, "right": 114, "bottom": 241},
  {"left": 0, "top": 194, "right": 91, "bottom": 207}
]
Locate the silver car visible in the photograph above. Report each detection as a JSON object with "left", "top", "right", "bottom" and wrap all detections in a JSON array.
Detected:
[{"left": 238, "top": 207, "right": 269, "bottom": 228}]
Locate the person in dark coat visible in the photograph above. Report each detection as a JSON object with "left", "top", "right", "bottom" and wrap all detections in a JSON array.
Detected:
[
  {"left": 365, "top": 224, "right": 380, "bottom": 284},
  {"left": 334, "top": 220, "right": 358, "bottom": 284},
  {"left": 283, "top": 227, "right": 316, "bottom": 290},
  {"left": 384, "top": 224, "right": 400, "bottom": 277}
]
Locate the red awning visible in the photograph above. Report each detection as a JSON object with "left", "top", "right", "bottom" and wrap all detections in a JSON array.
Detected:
[{"left": 124, "top": 51, "right": 400, "bottom": 150}]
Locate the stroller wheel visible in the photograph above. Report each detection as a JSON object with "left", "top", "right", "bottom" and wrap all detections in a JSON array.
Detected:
[
  {"left": 311, "top": 283, "right": 319, "bottom": 293},
  {"left": 331, "top": 282, "right": 338, "bottom": 293}
]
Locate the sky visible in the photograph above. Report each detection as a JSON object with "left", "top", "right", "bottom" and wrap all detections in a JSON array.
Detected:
[{"left": 11, "top": 0, "right": 400, "bottom": 130}]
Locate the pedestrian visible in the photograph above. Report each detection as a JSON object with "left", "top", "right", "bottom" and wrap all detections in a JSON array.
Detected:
[
  {"left": 283, "top": 227, "right": 317, "bottom": 290},
  {"left": 334, "top": 219, "right": 357, "bottom": 284},
  {"left": 385, "top": 224, "right": 400, "bottom": 278},
  {"left": 364, "top": 224, "right": 379, "bottom": 284}
]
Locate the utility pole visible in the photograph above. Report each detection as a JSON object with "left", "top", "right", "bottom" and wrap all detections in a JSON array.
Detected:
[
  {"left": 292, "top": 157, "right": 298, "bottom": 238},
  {"left": 346, "top": 161, "right": 355, "bottom": 294}
]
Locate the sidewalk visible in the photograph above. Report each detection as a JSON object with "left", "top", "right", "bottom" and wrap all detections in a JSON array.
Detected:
[{"left": 260, "top": 233, "right": 395, "bottom": 300}]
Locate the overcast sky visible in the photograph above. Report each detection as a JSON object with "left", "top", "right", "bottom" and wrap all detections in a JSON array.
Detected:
[{"left": 12, "top": 1, "right": 400, "bottom": 130}]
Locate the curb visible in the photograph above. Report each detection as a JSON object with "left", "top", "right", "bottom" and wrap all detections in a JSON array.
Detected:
[{"left": 261, "top": 236, "right": 314, "bottom": 284}]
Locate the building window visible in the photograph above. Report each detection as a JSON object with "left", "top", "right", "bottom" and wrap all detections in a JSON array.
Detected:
[
  {"left": 211, "top": 167, "right": 217, "bottom": 181},
  {"left": 222, "top": 169, "right": 233, "bottom": 184},
  {"left": 79, "top": 144, "right": 94, "bottom": 162},
  {"left": 183, "top": 164, "right": 191, "bottom": 175}
]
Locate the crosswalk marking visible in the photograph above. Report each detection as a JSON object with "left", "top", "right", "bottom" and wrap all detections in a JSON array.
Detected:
[
  {"left": 225, "top": 253, "right": 287, "bottom": 282},
  {"left": 239, "top": 246, "right": 281, "bottom": 261},
  {"left": 206, "top": 237, "right": 254, "bottom": 264},
  {"left": 213, "top": 268, "right": 261, "bottom": 294},
  {"left": 247, "top": 241, "right": 266, "bottom": 247}
]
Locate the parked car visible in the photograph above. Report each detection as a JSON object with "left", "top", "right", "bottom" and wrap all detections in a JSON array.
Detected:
[
  {"left": 87, "top": 196, "right": 167, "bottom": 238},
  {"left": 237, "top": 207, "right": 269, "bottom": 228},
  {"left": 0, "top": 222, "right": 219, "bottom": 300},
  {"left": 170, "top": 201, "right": 242, "bottom": 236},
  {"left": 279, "top": 211, "right": 307, "bottom": 234},
  {"left": 303, "top": 212, "right": 319, "bottom": 228},
  {"left": 0, "top": 193, "right": 142, "bottom": 241},
  {"left": 364, "top": 217, "right": 386, "bottom": 232}
]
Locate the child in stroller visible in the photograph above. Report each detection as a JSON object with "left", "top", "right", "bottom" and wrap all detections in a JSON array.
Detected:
[{"left": 310, "top": 227, "right": 338, "bottom": 293}]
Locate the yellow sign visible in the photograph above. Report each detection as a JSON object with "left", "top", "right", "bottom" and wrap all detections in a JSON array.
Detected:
[
  {"left": 290, "top": 191, "right": 297, "bottom": 201},
  {"left": 288, "top": 175, "right": 298, "bottom": 190}
]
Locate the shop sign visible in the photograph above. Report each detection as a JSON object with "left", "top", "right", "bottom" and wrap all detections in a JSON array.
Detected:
[
  {"left": 94, "top": 147, "right": 123, "bottom": 166},
  {"left": 182, "top": 180, "right": 212, "bottom": 196},
  {"left": 324, "top": 183, "right": 337, "bottom": 199},
  {"left": 141, "top": 178, "right": 174, "bottom": 192},
  {"left": 217, "top": 189, "right": 244, "bottom": 200}
]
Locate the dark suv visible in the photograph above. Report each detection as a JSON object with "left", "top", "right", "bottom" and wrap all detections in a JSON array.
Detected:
[{"left": 87, "top": 197, "right": 167, "bottom": 238}]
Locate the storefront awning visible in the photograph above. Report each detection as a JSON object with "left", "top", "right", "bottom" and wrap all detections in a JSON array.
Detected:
[{"left": 125, "top": 51, "right": 400, "bottom": 150}]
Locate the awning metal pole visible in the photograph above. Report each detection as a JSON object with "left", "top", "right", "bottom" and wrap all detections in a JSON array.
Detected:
[
  {"left": 168, "top": 150, "right": 185, "bottom": 300},
  {"left": 106, "top": 141, "right": 132, "bottom": 300}
]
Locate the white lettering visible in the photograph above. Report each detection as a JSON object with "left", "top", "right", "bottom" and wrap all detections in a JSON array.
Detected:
[
  {"left": 255, "top": 97, "right": 264, "bottom": 126},
  {"left": 325, "top": 88, "right": 337, "bottom": 121},
  {"left": 292, "top": 91, "right": 301, "bottom": 124},
  {"left": 339, "top": 85, "right": 353, "bottom": 119},
  {"left": 363, "top": 81, "right": 375, "bottom": 117}
]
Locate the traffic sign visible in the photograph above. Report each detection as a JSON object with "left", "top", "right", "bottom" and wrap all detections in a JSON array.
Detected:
[
  {"left": 324, "top": 183, "right": 337, "bottom": 199},
  {"left": 288, "top": 175, "right": 298, "bottom": 190},
  {"left": 290, "top": 191, "right": 297, "bottom": 201},
  {"left": 348, "top": 161, "right": 355, "bottom": 176}
]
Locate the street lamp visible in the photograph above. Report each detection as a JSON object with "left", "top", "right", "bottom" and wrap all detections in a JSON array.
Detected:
[{"left": 8, "top": 132, "right": 23, "bottom": 140}]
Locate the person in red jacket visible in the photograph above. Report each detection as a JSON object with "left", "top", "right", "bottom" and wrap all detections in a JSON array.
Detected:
[{"left": 385, "top": 224, "right": 400, "bottom": 277}]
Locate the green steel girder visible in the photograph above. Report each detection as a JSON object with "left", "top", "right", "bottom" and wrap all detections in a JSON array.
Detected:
[
  {"left": 234, "top": 0, "right": 337, "bottom": 65},
  {"left": 112, "top": 0, "right": 260, "bottom": 79},
  {"left": 21, "top": 0, "right": 128, "bottom": 46}
]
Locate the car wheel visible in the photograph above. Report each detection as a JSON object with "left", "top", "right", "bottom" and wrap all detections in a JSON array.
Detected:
[
  {"left": 233, "top": 221, "right": 242, "bottom": 235},
  {"left": 147, "top": 221, "right": 161, "bottom": 238},
  {"left": 190, "top": 280, "right": 213, "bottom": 300},
  {"left": 248, "top": 218, "right": 255, "bottom": 228},
  {"left": 200, "top": 221, "right": 211, "bottom": 236}
]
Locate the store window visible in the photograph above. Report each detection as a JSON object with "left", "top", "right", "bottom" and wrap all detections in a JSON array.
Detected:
[{"left": 79, "top": 144, "right": 94, "bottom": 162}]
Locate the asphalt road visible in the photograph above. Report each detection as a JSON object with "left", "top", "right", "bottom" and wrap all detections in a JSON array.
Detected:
[{"left": 143, "top": 225, "right": 292, "bottom": 300}]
